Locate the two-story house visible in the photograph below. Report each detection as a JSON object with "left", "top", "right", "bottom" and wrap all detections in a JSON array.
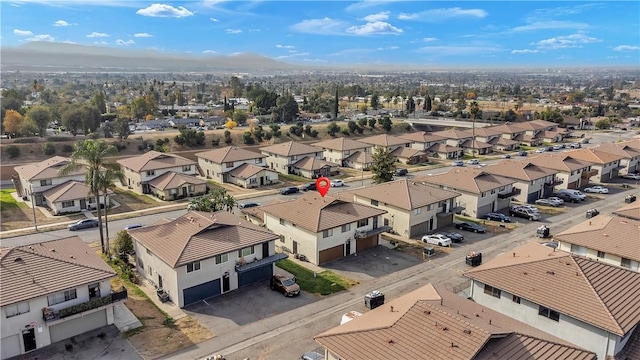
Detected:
[
  {"left": 465, "top": 242, "right": 640, "bottom": 360},
  {"left": 315, "top": 283, "right": 596, "bottom": 360},
  {"left": 613, "top": 200, "right": 640, "bottom": 221},
  {"left": 399, "top": 131, "right": 447, "bottom": 151},
  {"left": 431, "top": 129, "right": 474, "bottom": 149},
  {"left": 474, "top": 126, "right": 520, "bottom": 151},
  {"left": 491, "top": 123, "right": 531, "bottom": 146},
  {"left": 527, "top": 153, "right": 595, "bottom": 189},
  {"left": 555, "top": 215, "right": 640, "bottom": 272},
  {"left": 483, "top": 160, "right": 560, "bottom": 203},
  {"left": 343, "top": 179, "right": 460, "bottom": 238},
  {"left": 0, "top": 237, "right": 127, "bottom": 359},
  {"left": 595, "top": 140, "right": 640, "bottom": 176},
  {"left": 358, "top": 134, "right": 411, "bottom": 153},
  {"left": 312, "top": 138, "right": 370, "bottom": 167},
  {"left": 42, "top": 180, "right": 111, "bottom": 215},
  {"left": 260, "top": 141, "right": 325, "bottom": 175},
  {"left": 129, "top": 211, "right": 283, "bottom": 308},
  {"left": 260, "top": 193, "right": 388, "bottom": 265},
  {"left": 196, "top": 146, "right": 277, "bottom": 188},
  {"left": 568, "top": 148, "right": 625, "bottom": 183},
  {"left": 14, "top": 156, "right": 87, "bottom": 206},
  {"left": 415, "top": 169, "right": 517, "bottom": 218}
]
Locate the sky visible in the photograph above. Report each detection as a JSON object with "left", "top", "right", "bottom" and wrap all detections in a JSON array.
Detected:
[{"left": 2, "top": 0, "right": 639, "bottom": 67}]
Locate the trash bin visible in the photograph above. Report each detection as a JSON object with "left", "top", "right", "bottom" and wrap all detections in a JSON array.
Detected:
[
  {"left": 625, "top": 195, "right": 636, "bottom": 203},
  {"left": 364, "top": 290, "right": 385, "bottom": 309},
  {"left": 424, "top": 247, "right": 435, "bottom": 256},
  {"left": 586, "top": 209, "right": 599, "bottom": 219},
  {"left": 465, "top": 252, "right": 482, "bottom": 267}
]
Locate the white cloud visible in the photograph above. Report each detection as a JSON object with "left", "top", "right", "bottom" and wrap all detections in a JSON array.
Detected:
[
  {"left": 26, "top": 34, "right": 55, "bottom": 42},
  {"left": 202, "top": 50, "right": 217, "bottom": 54},
  {"left": 376, "top": 46, "right": 399, "bottom": 51},
  {"left": 53, "top": 20, "right": 72, "bottom": 27},
  {"left": 423, "top": 37, "right": 437, "bottom": 42},
  {"left": 399, "top": 7, "right": 488, "bottom": 21},
  {"left": 134, "top": 32, "right": 152, "bottom": 38},
  {"left": 416, "top": 45, "right": 501, "bottom": 56},
  {"left": 61, "top": 39, "right": 77, "bottom": 44},
  {"left": 225, "top": 28, "right": 242, "bottom": 34},
  {"left": 115, "top": 39, "right": 135, "bottom": 46},
  {"left": 346, "top": 21, "right": 402, "bottom": 35},
  {"left": 291, "top": 18, "right": 346, "bottom": 35},
  {"left": 93, "top": 41, "right": 108, "bottom": 45},
  {"left": 363, "top": 11, "right": 389, "bottom": 22},
  {"left": 512, "top": 20, "right": 588, "bottom": 32},
  {"left": 13, "top": 29, "right": 33, "bottom": 36},
  {"left": 276, "top": 44, "right": 295, "bottom": 49},
  {"left": 345, "top": 0, "right": 400, "bottom": 12},
  {"left": 249, "top": 28, "right": 260, "bottom": 32},
  {"left": 136, "top": 3, "right": 194, "bottom": 18},
  {"left": 613, "top": 45, "right": 640, "bottom": 52},
  {"left": 511, "top": 49, "right": 540, "bottom": 54},
  {"left": 210, "top": 17, "right": 218, "bottom": 22},
  {"left": 535, "top": 33, "right": 601, "bottom": 50},
  {"left": 87, "top": 32, "right": 109, "bottom": 38}
]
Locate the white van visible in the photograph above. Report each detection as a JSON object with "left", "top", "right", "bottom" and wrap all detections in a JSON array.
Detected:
[{"left": 556, "top": 189, "right": 586, "bottom": 202}]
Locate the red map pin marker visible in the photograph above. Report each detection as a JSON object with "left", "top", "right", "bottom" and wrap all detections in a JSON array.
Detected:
[{"left": 316, "top": 177, "right": 330, "bottom": 197}]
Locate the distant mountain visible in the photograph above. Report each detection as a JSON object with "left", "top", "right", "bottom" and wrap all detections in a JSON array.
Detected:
[{"left": 0, "top": 42, "right": 302, "bottom": 72}]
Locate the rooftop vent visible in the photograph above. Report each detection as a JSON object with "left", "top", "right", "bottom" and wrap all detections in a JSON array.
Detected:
[
  {"left": 14, "top": 257, "right": 22, "bottom": 262},
  {"left": 388, "top": 339, "right": 394, "bottom": 344},
  {"left": 50, "top": 249, "right": 56, "bottom": 252},
  {"left": 70, "top": 255, "right": 75, "bottom": 259},
  {"left": 424, "top": 310, "right": 431, "bottom": 315},
  {"left": 603, "top": 233, "right": 608, "bottom": 237},
  {"left": 546, "top": 270, "right": 555, "bottom": 275},
  {"left": 463, "top": 329, "right": 472, "bottom": 335}
]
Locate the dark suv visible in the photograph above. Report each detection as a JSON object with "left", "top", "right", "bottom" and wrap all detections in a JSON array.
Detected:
[
  {"left": 395, "top": 168, "right": 408, "bottom": 176},
  {"left": 300, "top": 182, "right": 317, "bottom": 191},
  {"left": 280, "top": 186, "right": 300, "bottom": 195},
  {"left": 270, "top": 274, "right": 300, "bottom": 297}
]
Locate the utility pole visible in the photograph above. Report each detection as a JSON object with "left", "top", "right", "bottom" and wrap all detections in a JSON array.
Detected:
[{"left": 30, "top": 185, "right": 38, "bottom": 231}]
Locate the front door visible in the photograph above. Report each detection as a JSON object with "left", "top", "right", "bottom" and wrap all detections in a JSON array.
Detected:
[
  {"left": 158, "top": 275, "right": 163, "bottom": 289},
  {"left": 22, "top": 328, "right": 36, "bottom": 352},
  {"left": 260, "top": 177, "right": 264, "bottom": 186},
  {"left": 182, "top": 187, "right": 187, "bottom": 197},
  {"left": 292, "top": 241, "right": 298, "bottom": 254},
  {"left": 373, "top": 216, "right": 378, "bottom": 229},
  {"left": 262, "top": 242, "right": 269, "bottom": 257},
  {"left": 222, "top": 272, "right": 230, "bottom": 293},
  {"left": 88, "top": 283, "right": 101, "bottom": 299},
  {"left": 429, "top": 217, "right": 434, "bottom": 231},
  {"left": 80, "top": 199, "right": 87, "bottom": 210},
  {"left": 345, "top": 240, "right": 351, "bottom": 255}
]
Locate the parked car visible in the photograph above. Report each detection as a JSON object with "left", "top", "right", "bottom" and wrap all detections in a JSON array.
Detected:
[
  {"left": 513, "top": 204, "right": 539, "bottom": 213},
  {"left": 280, "top": 186, "right": 300, "bottom": 195},
  {"left": 535, "top": 198, "right": 562, "bottom": 207},
  {"left": 586, "top": 208, "right": 600, "bottom": 219},
  {"left": 330, "top": 179, "right": 345, "bottom": 187},
  {"left": 484, "top": 212, "right": 511, "bottom": 222},
  {"left": 454, "top": 222, "right": 486, "bottom": 233},
  {"left": 555, "top": 189, "right": 586, "bottom": 202},
  {"left": 238, "top": 202, "right": 260, "bottom": 209},
  {"left": 443, "top": 232, "right": 464, "bottom": 243},
  {"left": 583, "top": 186, "right": 609, "bottom": 194},
  {"left": 517, "top": 150, "right": 528, "bottom": 156},
  {"left": 270, "top": 274, "right": 300, "bottom": 297},
  {"left": 421, "top": 234, "right": 452, "bottom": 247},
  {"left": 300, "top": 182, "right": 317, "bottom": 191},
  {"left": 395, "top": 168, "right": 408, "bottom": 176},
  {"left": 622, "top": 173, "right": 640, "bottom": 180},
  {"left": 535, "top": 148, "right": 546, "bottom": 153},
  {"left": 68, "top": 218, "right": 99, "bottom": 231},
  {"left": 569, "top": 142, "right": 581, "bottom": 149},
  {"left": 124, "top": 223, "right": 144, "bottom": 230},
  {"left": 546, "top": 196, "right": 565, "bottom": 205},
  {"left": 451, "top": 160, "right": 464, "bottom": 167},
  {"left": 542, "top": 241, "right": 558, "bottom": 249},
  {"left": 509, "top": 206, "right": 541, "bottom": 221},
  {"left": 300, "top": 350, "right": 325, "bottom": 360},
  {"left": 501, "top": 154, "right": 511, "bottom": 159},
  {"left": 468, "top": 159, "right": 479, "bottom": 165},
  {"left": 552, "top": 144, "right": 563, "bottom": 150}
]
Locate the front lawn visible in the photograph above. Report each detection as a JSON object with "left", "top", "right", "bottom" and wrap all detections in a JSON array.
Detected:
[
  {"left": 0, "top": 189, "right": 24, "bottom": 212},
  {"left": 279, "top": 173, "right": 309, "bottom": 183},
  {"left": 276, "top": 259, "right": 358, "bottom": 295}
]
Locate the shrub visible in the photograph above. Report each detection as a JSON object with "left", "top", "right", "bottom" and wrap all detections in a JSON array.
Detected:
[
  {"left": 6, "top": 146, "right": 20, "bottom": 159},
  {"left": 242, "top": 132, "right": 255, "bottom": 144},
  {"left": 310, "top": 129, "right": 319, "bottom": 137},
  {"left": 341, "top": 128, "right": 350, "bottom": 135},
  {"left": 42, "top": 142, "right": 56, "bottom": 155},
  {"left": 211, "top": 138, "right": 220, "bottom": 147}
]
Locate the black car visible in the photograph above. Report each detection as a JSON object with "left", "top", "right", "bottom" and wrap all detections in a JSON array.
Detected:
[
  {"left": 484, "top": 212, "right": 511, "bottom": 222},
  {"left": 238, "top": 202, "right": 260, "bottom": 209},
  {"left": 300, "top": 182, "right": 317, "bottom": 191},
  {"left": 444, "top": 232, "right": 464, "bottom": 243},
  {"left": 454, "top": 222, "right": 486, "bottom": 233},
  {"left": 280, "top": 186, "right": 300, "bottom": 195},
  {"left": 68, "top": 218, "right": 99, "bottom": 231},
  {"left": 517, "top": 150, "right": 528, "bottom": 156},
  {"left": 395, "top": 168, "right": 408, "bottom": 176}
]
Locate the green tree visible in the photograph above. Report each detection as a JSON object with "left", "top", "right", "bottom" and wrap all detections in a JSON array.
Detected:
[
  {"left": 268, "top": 123, "right": 281, "bottom": 137},
  {"left": 187, "top": 188, "right": 236, "bottom": 212},
  {"left": 276, "top": 94, "right": 299, "bottom": 123},
  {"left": 113, "top": 230, "right": 134, "bottom": 262},
  {"left": 62, "top": 107, "right": 84, "bottom": 136},
  {"left": 378, "top": 116, "right": 392, "bottom": 131},
  {"left": 129, "top": 97, "right": 147, "bottom": 120},
  {"left": 370, "top": 146, "right": 396, "bottom": 184},
  {"left": 456, "top": 98, "right": 467, "bottom": 112},
  {"left": 25, "top": 105, "right": 52, "bottom": 137},
  {"left": 91, "top": 91, "right": 107, "bottom": 114},
  {"left": 469, "top": 101, "right": 480, "bottom": 122},
  {"left": 80, "top": 105, "right": 102, "bottom": 135},
  {"left": 233, "top": 110, "right": 248, "bottom": 125},
  {"left": 368, "top": 118, "right": 377, "bottom": 129},
  {"left": 347, "top": 120, "right": 358, "bottom": 134},
  {"left": 370, "top": 93, "right": 380, "bottom": 110},
  {"left": 425, "top": 96, "right": 432, "bottom": 111},
  {"left": 327, "top": 121, "right": 340, "bottom": 136},
  {"left": 242, "top": 131, "right": 255, "bottom": 144},
  {"left": 595, "top": 119, "right": 611, "bottom": 129},
  {"left": 96, "top": 165, "right": 123, "bottom": 259},
  {"left": 114, "top": 118, "right": 131, "bottom": 139}
]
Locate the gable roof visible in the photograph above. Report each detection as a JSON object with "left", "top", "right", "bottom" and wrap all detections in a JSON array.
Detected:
[
  {"left": 431, "top": 128, "right": 474, "bottom": 140},
  {"left": 491, "top": 123, "right": 527, "bottom": 134},
  {"left": 427, "top": 143, "right": 463, "bottom": 153},
  {"left": 260, "top": 141, "right": 321, "bottom": 156},
  {"left": 344, "top": 150, "right": 374, "bottom": 164},
  {"left": 228, "top": 163, "right": 272, "bottom": 179},
  {"left": 292, "top": 157, "right": 339, "bottom": 171},
  {"left": 312, "top": 137, "right": 369, "bottom": 151},
  {"left": 567, "top": 148, "right": 625, "bottom": 164},
  {"left": 0, "top": 236, "right": 116, "bottom": 306},
  {"left": 128, "top": 211, "right": 279, "bottom": 267},
  {"left": 14, "top": 156, "right": 86, "bottom": 181},
  {"left": 483, "top": 160, "right": 557, "bottom": 181},
  {"left": 399, "top": 131, "right": 446, "bottom": 143},
  {"left": 612, "top": 201, "right": 640, "bottom": 221},
  {"left": 358, "top": 134, "right": 411, "bottom": 147},
  {"left": 348, "top": 179, "right": 459, "bottom": 210},
  {"left": 195, "top": 146, "right": 266, "bottom": 164},
  {"left": 472, "top": 125, "right": 505, "bottom": 137},
  {"left": 147, "top": 171, "right": 207, "bottom": 191},
  {"left": 415, "top": 168, "right": 516, "bottom": 194},
  {"left": 42, "top": 180, "right": 112, "bottom": 202},
  {"left": 117, "top": 150, "right": 196, "bottom": 172},
  {"left": 460, "top": 139, "right": 493, "bottom": 149},
  {"left": 260, "top": 193, "right": 387, "bottom": 232},
  {"left": 315, "top": 283, "right": 595, "bottom": 360},
  {"left": 465, "top": 242, "right": 640, "bottom": 336},
  {"left": 595, "top": 142, "right": 640, "bottom": 159},
  {"left": 527, "top": 153, "right": 594, "bottom": 172}
]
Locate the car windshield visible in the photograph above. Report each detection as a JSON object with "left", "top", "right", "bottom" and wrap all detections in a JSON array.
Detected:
[{"left": 282, "top": 278, "right": 295, "bottom": 286}]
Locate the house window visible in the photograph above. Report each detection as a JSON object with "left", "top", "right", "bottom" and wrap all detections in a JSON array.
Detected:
[
  {"left": 5, "top": 301, "right": 30, "bottom": 318},
  {"left": 88, "top": 197, "right": 95, "bottom": 203},
  {"left": 597, "top": 251, "right": 605, "bottom": 259},
  {"left": 255, "top": 158, "right": 261, "bottom": 164},
  {"left": 512, "top": 295, "right": 521, "bottom": 304},
  {"left": 413, "top": 208, "right": 422, "bottom": 215},
  {"left": 226, "top": 162, "right": 234, "bottom": 168},
  {"left": 621, "top": 258, "right": 632, "bottom": 268},
  {"left": 481, "top": 192, "right": 487, "bottom": 198},
  {"left": 40, "top": 179, "right": 52, "bottom": 186},
  {"left": 371, "top": 200, "right": 379, "bottom": 206},
  {"left": 490, "top": 189, "right": 496, "bottom": 195},
  {"left": 538, "top": 306, "right": 560, "bottom": 321},
  {"left": 148, "top": 266, "right": 152, "bottom": 276},
  {"left": 323, "top": 229, "right": 333, "bottom": 238},
  {"left": 570, "top": 244, "right": 586, "bottom": 255},
  {"left": 146, "top": 248, "right": 152, "bottom": 256},
  {"left": 61, "top": 200, "right": 74, "bottom": 208},
  {"left": 182, "top": 165, "right": 191, "bottom": 172},
  {"left": 427, "top": 204, "right": 434, "bottom": 211},
  {"left": 357, "top": 219, "right": 369, "bottom": 227},
  {"left": 342, "top": 224, "right": 351, "bottom": 233},
  {"left": 239, "top": 246, "right": 254, "bottom": 257},
  {"left": 280, "top": 218, "right": 285, "bottom": 225},
  {"left": 279, "top": 235, "right": 285, "bottom": 243},
  {"left": 215, "top": 254, "right": 228, "bottom": 264},
  {"left": 186, "top": 261, "right": 201, "bottom": 273},
  {"left": 47, "top": 289, "right": 77, "bottom": 306},
  {"left": 146, "top": 170, "right": 155, "bottom": 176},
  {"left": 138, "top": 258, "right": 144, "bottom": 270},
  {"left": 483, "top": 284, "right": 501, "bottom": 298}
]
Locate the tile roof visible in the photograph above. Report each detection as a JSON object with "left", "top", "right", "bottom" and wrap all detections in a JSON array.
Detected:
[
  {"left": 527, "top": 153, "right": 594, "bottom": 172},
  {"left": 399, "top": 131, "right": 446, "bottom": 143},
  {"left": 348, "top": 179, "right": 460, "bottom": 210},
  {"left": 488, "top": 136, "right": 519, "bottom": 146},
  {"left": 147, "top": 171, "right": 207, "bottom": 191},
  {"left": 315, "top": 283, "right": 595, "bottom": 360},
  {"left": 483, "top": 160, "right": 557, "bottom": 181},
  {"left": 227, "top": 163, "right": 272, "bottom": 179},
  {"left": 292, "top": 157, "right": 339, "bottom": 171},
  {"left": 595, "top": 142, "right": 640, "bottom": 159},
  {"left": 460, "top": 139, "right": 493, "bottom": 149},
  {"left": 390, "top": 147, "right": 425, "bottom": 158},
  {"left": 614, "top": 324, "right": 640, "bottom": 360},
  {"left": 128, "top": 211, "right": 279, "bottom": 267},
  {"left": 260, "top": 193, "right": 387, "bottom": 232},
  {"left": 14, "top": 156, "right": 86, "bottom": 181},
  {"left": 490, "top": 124, "right": 526, "bottom": 135},
  {"left": 529, "top": 119, "right": 561, "bottom": 128},
  {"left": 358, "top": 134, "right": 411, "bottom": 147},
  {"left": 432, "top": 128, "right": 474, "bottom": 139},
  {"left": 195, "top": 146, "right": 265, "bottom": 164},
  {"left": 117, "top": 150, "right": 196, "bottom": 172},
  {"left": 465, "top": 242, "right": 640, "bottom": 336},
  {"left": 472, "top": 125, "right": 505, "bottom": 137},
  {"left": 42, "top": 180, "right": 112, "bottom": 202},
  {"left": 259, "top": 141, "right": 321, "bottom": 156},
  {"left": 312, "top": 137, "right": 369, "bottom": 151},
  {"left": 0, "top": 236, "right": 116, "bottom": 306},
  {"left": 567, "top": 148, "right": 625, "bottom": 164},
  {"left": 513, "top": 121, "right": 549, "bottom": 131},
  {"left": 241, "top": 198, "right": 285, "bottom": 222},
  {"left": 555, "top": 215, "right": 640, "bottom": 262},
  {"left": 344, "top": 150, "right": 374, "bottom": 164},
  {"left": 427, "top": 143, "right": 463, "bottom": 153},
  {"left": 612, "top": 201, "right": 640, "bottom": 221},
  {"left": 415, "top": 168, "right": 516, "bottom": 194}
]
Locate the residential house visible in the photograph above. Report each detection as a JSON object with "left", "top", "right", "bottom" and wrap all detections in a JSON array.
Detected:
[
  {"left": 129, "top": 211, "right": 283, "bottom": 308},
  {"left": 167, "top": 117, "right": 200, "bottom": 128},
  {"left": 260, "top": 141, "right": 324, "bottom": 175},
  {"left": 567, "top": 148, "right": 625, "bottom": 182},
  {"left": 344, "top": 179, "right": 460, "bottom": 238},
  {"left": 473, "top": 126, "right": 520, "bottom": 151},
  {"left": 399, "top": 131, "right": 446, "bottom": 151},
  {"left": 425, "top": 143, "right": 464, "bottom": 160},
  {"left": 42, "top": 180, "right": 111, "bottom": 215},
  {"left": 312, "top": 138, "right": 370, "bottom": 166},
  {"left": 14, "top": 156, "right": 87, "bottom": 206},
  {"left": 0, "top": 237, "right": 127, "bottom": 359},
  {"left": 147, "top": 172, "right": 208, "bottom": 200},
  {"left": 483, "top": 160, "right": 560, "bottom": 203},
  {"left": 358, "top": 134, "right": 411, "bottom": 153},
  {"left": 562, "top": 115, "right": 592, "bottom": 130},
  {"left": 491, "top": 123, "right": 534, "bottom": 147},
  {"left": 511, "top": 120, "right": 562, "bottom": 145},
  {"left": 527, "top": 153, "right": 595, "bottom": 189},
  {"left": 465, "top": 242, "right": 640, "bottom": 360},
  {"left": 415, "top": 168, "right": 517, "bottom": 218},
  {"left": 612, "top": 200, "right": 640, "bottom": 221},
  {"left": 117, "top": 151, "right": 200, "bottom": 195},
  {"left": 196, "top": 146, "right": 277, "bottom": 188},
  {"left": 555, "top": 215, "right": 640, "bottom": 272},
  {"left": 291, "top": 157, "right": 340, "bottom": 179},
  {"left": 431, "top": 128, "right": 474, "bottom": 148},
  {"left": 595, "top": 141, "right": 640, "bottom": 176},
  {"left": 342, "top": 151, "right": 374, "bottom": 170},
  {"left": 314, "top": 283, "right": 596, "bottom": 360},
  {"left": 390, "top": 147, "right": 428, "bottom": 164},
  {"left": 260, "top": 193, "right": 388, "bottom": 265},
  {"left": 460, "top": 138, "right": 494, "bottom": 155}
]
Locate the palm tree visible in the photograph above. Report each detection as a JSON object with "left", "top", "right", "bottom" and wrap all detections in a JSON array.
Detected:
[
  {"left": 96, "top": 166, "right": 124, "bottom": 259},
  {"left": 60, "top": 140, "right": 119, "bottom": 255}
]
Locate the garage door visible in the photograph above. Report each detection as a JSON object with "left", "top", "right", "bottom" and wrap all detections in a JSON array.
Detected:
[
  {"left": 183, "top": 279, "right": 221, "bottom": 306},
  {"left": 50, "top": 309, "right": 107, "bottom": 343},
  {"left": 356, "top": 235, "right": 378, "bottom": 252},
  {"left": 319, "top": 244, "right": 344, "bottom": 264},
  {"left": 409, "top": 223, "right": 428, "bottom": 238},
  {"left": 527, "top": 191, "right": 538, "bottom": 203},
  {"left": 437, "top": 213, "right": 453, "bottom": 227},
  {"left": 238, "top": 265, "right": 273, "bottom": 287},
  {"left": 477, "top": 204, "right": 492, "bottom": 218},
  {"left": 1, "top": 334, "right": 20, "bottom": 359}
]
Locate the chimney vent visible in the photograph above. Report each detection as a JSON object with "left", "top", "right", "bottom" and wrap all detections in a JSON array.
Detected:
[
  {"left": 424, "top": 310, "right": 431, "bottom": 315},
  {"left": 546, "top": 270, "right": 555, "bottom": 275},
  {"left": 50, "top": 249, "right": 56, "bottom": 252},
  {"left": 463, "top": 329, "right": 472, "bottom": 335}
]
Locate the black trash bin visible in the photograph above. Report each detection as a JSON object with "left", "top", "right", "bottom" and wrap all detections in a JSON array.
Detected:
[
  {"left": 625, "top": 195, "right": 636, "bottom": 203},
  {"left": 364, "top": 291, "right": 385, "bottom": 309},
  {"left": 465, "top": 252, "right": 482, "bottom": 267}
]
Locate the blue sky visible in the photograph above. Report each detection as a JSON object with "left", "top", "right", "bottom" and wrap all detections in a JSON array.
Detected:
[{"left": 2, "top": 1, "right": 639, "bottom": 67}]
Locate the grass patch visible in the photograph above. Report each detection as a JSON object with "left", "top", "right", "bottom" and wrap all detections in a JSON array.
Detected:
[
  {"left": 276, "top": 259, "right": 357, "bottom": 295},
  {"left": 279, "top": 173, "right": 309, "bottom": 183},
  {"left": 0, "top": 189, "right": 24, "bottom": 211},
  {"left": 113, "top": 188, "right": 157, "bottom": 205}
]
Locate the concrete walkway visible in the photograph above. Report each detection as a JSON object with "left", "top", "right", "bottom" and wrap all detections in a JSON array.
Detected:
[
  {"left": 113, "top": 303, "right": 143, "bottom": 332},
  {"left": 136, "top": 278, "right": 187, "bottom": 320}
]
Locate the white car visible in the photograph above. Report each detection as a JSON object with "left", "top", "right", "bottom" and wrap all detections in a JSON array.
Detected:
[
  {"left": 535, "top": 148, "right": 546, "bottom": 153},
  {"left": 622, "top": 173, "right": 640, "bottom": 180},
  {"left": 534, "top": 198, "right": 556, "bottom": 207},
  {"left": 584, "top": 186, "right": 609, "bottom": 194},
  {"left": 546, "top": 196, "right": 565, "bottom": 205},
  {"left": 468, "top": 159, "right": 479, "bottom": 165},
  {"left": 421, "top": 234, "right": 452, "bottom": 247},
  {"left": 451, "top": 160, "right": 464, "bottom": 167},
  {"left": 330, "top": 179, "right": 345, "bottom": 187},
  {"left": 513, "top": 204, "right": 539, "bottom": 213}
]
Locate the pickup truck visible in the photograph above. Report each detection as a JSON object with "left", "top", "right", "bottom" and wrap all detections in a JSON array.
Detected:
[{"left": 509, "top": 206, "right": 541, "bottom": 221}]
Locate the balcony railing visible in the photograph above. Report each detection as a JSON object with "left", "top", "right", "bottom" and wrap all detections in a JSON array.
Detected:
[
  {"left": 581, "top": 169, "right": 599, "bottom": 178},
  {"left": 42, "top": 287, "right": 128, "bottom": 322},
  {"left": 544, "top": 178, "right": 564, "bottom": 187},
  {"left": 354, "top": 226, "right": 393, "bottom": 239},
  {"left": 498, "top": 188, "right": 522, "bottom": 199}
]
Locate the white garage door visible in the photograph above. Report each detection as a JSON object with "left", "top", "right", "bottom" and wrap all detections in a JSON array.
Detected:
[
  {"left": 50, "top": 309, "right": 107, "bottom": 343},
  {"left": 1, "top": 334, "right": 21, "bottom": 359}
]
